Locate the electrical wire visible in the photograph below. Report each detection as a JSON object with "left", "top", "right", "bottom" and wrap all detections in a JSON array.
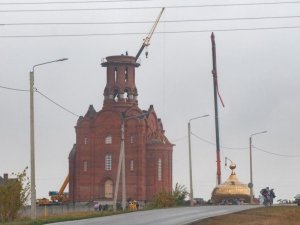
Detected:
[
  {"left": 1, "top": 25, "right": 300, "bottom": 38},
  {"left": 191, "top": 132, "right": 248, "bottom": 150},
  {"left": 253, "top": 145, "right": 300, "bottom": 158},
  {"left": 35, "top": 89, "right": 80, "bottom": 117},
  {"left": 3, "top": 15, "right": 300, "bottom": 26},
  {"left": 171, "top": 136, "right": 187, "bottom": 143},
  {"left": 0, "top": 0, "right": 156, "bottom": 5},
  {"left": 0, "top": 84, "right": 29, "bottom": 92},
  {"left": 192, "top": 132, "right": 300, "bottom": 158},
  {"left": 1, "top": 2, "right": 300, "bottom": 13},
  {"left": 0, "top": 84, "right": 79, "bottom": 117}
]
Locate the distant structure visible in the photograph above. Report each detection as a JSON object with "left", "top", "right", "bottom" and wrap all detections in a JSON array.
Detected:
[
  {"left": 68, "top": 55, "right": 173, "bottom": 204},
  {"left": 211, "top": 163, "right": 250, "bottom": 204},
  {"left": 0, "top": 173, "right": 9, "bottom": 186},
  {"left": 0, "top": 173, "right": 17, "bottom": 186}
]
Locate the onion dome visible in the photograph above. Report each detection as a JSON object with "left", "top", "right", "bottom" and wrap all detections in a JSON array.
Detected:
[{"left": 211, "top": 163, "right": 250, "bottom": 204}]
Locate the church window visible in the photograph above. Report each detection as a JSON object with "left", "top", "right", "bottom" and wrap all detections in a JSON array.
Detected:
[
  {"left": 130, "top": 135, "right": 134, "bottom": 144},
  {"left": 84, "top": 137, "right": 88, "bottom": 145},
  {"left": 114, "top": 67, "right": 117, "bottom": 83},
  {"left": 105, "top": 135, "right": 112, "bottom": 144},
  {"left": 158, "top": 158, "right": 162, "bottom": 181},
  {"left": 105, "top": 154, "right": 112, "bottom": 170},
  {"left": 125, "top": 67, "right": 128, "bottom": 83},
  {"left": 83, "top": 160, "right": 88, "bottom": 172},
  {"left": 130, "top": 160, "right": 134, "bottom": 171}
]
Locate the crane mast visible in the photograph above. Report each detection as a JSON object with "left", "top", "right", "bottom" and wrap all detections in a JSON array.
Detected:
[{"left": 135, "top": 7, "right": 165, "bottom": 62}]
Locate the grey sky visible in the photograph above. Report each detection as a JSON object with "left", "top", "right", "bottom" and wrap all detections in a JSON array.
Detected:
[{"left": 1, "top": 0, "right": 300, "bottom": 201}]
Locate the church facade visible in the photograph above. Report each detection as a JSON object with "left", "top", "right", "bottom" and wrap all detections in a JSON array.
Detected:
[{"left": 68, "top": 55, "right": 173, "bottom": 203}]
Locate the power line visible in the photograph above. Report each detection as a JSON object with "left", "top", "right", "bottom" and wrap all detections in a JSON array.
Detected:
[
  {"left": 0, "top": 84, "right": 79, "bottom": 117},
  {"left": 253, "top": 145, "right": 300, "bottom": 158},
  {"left": 191, "top": 132, "right": 248, "bottom": 150},
  {"left": 171, "top": 136, "right": 187, "bottom": 143},
  {"left": 1, "top": 25, "right": 300, "bottom": 38},
  {"left": 0, "top": 84, "right": 29, "bottom": 92},
  {"left": 0, "top": 0, "right": 156, "bottom": 5},
  {"left": 36, "top": 89, "right": 80, "bottom": 117},
  {"left": 192, "top": 132, "right": 300, "bottom": 158},
  {"left": 3, "top": 15, "right": 300, "bottom": 26},
  {"left": 1, "top": 2, "right": 300, "bottom": 13}
]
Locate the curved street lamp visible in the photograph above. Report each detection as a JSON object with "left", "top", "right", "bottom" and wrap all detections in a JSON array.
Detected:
[
  {"left": 30, "top": 58, "right": 68, "bottom": 219},
  {"left": 249, "top": 130, "right": 267, "bottom": 204},
  {"left": 188, "top": 114, "right": 209, "bottom": 206}
]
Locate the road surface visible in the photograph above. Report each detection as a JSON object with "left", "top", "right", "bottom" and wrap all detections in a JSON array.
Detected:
[{"left": 48, "top": 205, "right": 258, "bottom": 225}]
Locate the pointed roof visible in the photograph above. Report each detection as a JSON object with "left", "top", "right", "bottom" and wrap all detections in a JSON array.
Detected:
[{"left": 84, "top": 105, "right": 97, "bottom": 118}]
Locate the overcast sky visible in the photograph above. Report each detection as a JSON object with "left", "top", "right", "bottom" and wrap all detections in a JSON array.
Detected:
[{"left": 1, "top": 0, "right": 300, "bottom": 202}]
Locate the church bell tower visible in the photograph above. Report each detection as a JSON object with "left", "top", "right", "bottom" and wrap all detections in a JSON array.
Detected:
[{"left": 101, "top": 55, "right": 140, "bottom": 108}]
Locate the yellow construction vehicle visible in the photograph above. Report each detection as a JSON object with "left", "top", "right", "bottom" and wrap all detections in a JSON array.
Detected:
[
  {"left": 37, "top": 198, "right": 51, "bottom": 206},
  {"left": 49, "top": 175, "right": 69, "bottom": 204}
]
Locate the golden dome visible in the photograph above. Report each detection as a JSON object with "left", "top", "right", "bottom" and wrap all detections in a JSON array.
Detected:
[{"left": 211, "top": 163, "right": 250, "bottom": 204}]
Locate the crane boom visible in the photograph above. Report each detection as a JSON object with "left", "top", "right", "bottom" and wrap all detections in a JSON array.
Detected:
[
  {"left": 58, "top": 175, "right": 69, "bottom": 195},
  {"left": 135, "top": 7, "right": 165, "bottom": 62}
]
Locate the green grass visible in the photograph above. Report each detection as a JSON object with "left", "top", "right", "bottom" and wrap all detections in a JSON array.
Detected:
[
  {"left": 1, "top": 210, "right": 125, "bottom": 225},
  {"left": 192, "top": 206, "right": 300, "bottom": 225}
]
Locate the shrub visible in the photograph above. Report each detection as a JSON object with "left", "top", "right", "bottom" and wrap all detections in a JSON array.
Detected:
[
  {"left": 0, "top": 167, "right": 30, "bottom": 222},
  {"left": 150, "top": 183, "right": 189, "bottom": 208}
]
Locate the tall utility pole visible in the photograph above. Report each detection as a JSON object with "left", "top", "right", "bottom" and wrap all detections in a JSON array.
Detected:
[
  {"left": 30, "top": 58, "right": 68, "bottom": 219},
  {"left": 211, "top": 32, "right": 222, "bottom": 185},
  {"left": 29, "top": 71, "right": 36, "bottom": 219},
  {"left": 113, "top": 113, "right": 148, "bottom": 211},
  {"left": 188, "top": 115, "right": 209, "bottom": 206},
  {"left": 249, "top": 131, "right": 267, "bottom": 204}
]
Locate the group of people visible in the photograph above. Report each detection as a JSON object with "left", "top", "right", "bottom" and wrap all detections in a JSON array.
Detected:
[
  {"left": 260, "top": 187, "right": 276, "bottom": 206},
  {"left": 94, "top": 203, "right": 110, "bottom": 211},
  {"left": 93, "top": 200, "right": 140, "bottom": 211}
]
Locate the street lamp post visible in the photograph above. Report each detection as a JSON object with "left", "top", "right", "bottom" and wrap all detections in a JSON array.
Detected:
[
  {"left": 249, "top": 130, "right": 267, "bottom": 204},
  {"left": 30, "top": 58, "right": 68, "bottom": 219},
  {"left": 188, "top": 114, "right": 209, "bottom": 206},
  {"left": 113, "top": 112, "right": 147, "bottom": 211}
]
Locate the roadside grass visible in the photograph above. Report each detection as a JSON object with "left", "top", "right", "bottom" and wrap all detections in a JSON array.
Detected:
[
  {"left": 1, "top": 210, "right": 125, "bottom": 225},
  {"left": 2, "top": 206, "right": 300, "bottom": 225},
  {"left": 193, "top": 206, "right": 300, "bottom": 225}
]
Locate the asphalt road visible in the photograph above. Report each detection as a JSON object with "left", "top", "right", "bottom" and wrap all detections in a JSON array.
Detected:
[{"left": 48, "top": 205, "right": 259, "bottom": 225}]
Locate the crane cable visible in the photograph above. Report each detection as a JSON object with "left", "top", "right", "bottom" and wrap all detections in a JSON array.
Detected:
[{"left": 212, "top": 69, "right": 225, "bottom": 107}]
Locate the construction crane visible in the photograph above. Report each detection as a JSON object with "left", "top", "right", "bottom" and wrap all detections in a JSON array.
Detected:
[
  {"left": 135, "top": 7, "right": 165, "bottom": 62},
  {"left": 49, "top": 175, "right": 69, "bottom": 204}
]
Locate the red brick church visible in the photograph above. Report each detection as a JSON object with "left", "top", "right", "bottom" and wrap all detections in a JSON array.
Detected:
[{"left": 68, "top": 55, "right": 173, "bottom": 204}]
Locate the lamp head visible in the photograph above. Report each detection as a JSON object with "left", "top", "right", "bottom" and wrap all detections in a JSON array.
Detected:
[{"left": 57, "top": 58, "right": 68, "bottom": 62}]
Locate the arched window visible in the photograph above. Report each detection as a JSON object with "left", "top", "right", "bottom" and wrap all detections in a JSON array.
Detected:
[
  {"left": 130, "top": 160, "right": 134, "bottom": 171},
  {"left": 125, "top": 67, "right": 128, "bottom": 83},
  {"left": 130, "top": 135, "right": 134, "bottom": 144},
  {"left": 105, "top": 154, "right": 112, "bottom": 171},
  {"left": 105, "top": 135, "right": 112, "bottom": 144},
  {"left": 114, "top": 67, "right": 118, "bottom": 83},
  {"left": 158, "top": 158, "right": 162, "bottom": 181},
  {"left": 83, "top": 160, "right": 88, "bottom": 172},
  {"left": 104, "top": 179, "right": 113, "bottom": 198},
  {"left": 84, "top": 137, "right": 88, "bottom": 145}
]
